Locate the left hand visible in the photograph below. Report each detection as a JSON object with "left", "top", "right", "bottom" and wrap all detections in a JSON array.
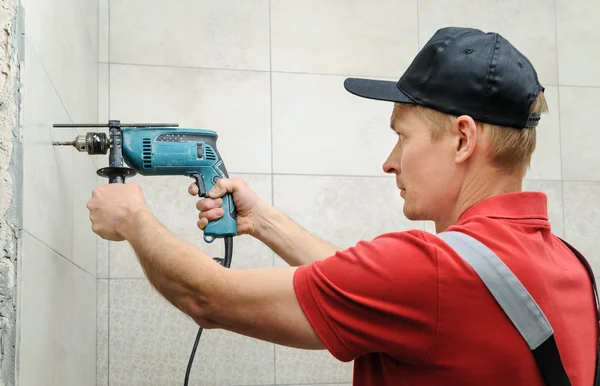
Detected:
[{"left": 86, "top": 183, "right": 150, "bottom": 241}]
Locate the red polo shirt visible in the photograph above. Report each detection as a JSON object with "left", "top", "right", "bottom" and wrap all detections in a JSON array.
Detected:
[{"left": 293, "top": 192, "right": 597, "bottom": 385}]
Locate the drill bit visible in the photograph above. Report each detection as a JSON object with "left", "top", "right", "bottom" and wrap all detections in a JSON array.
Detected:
[{"left": 53, "top": 140, "right": 75, "bottom": 146}]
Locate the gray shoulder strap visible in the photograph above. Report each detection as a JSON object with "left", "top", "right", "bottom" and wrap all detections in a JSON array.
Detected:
[{"left": 437, "top": 231, "right": 553, "bottom": 350}]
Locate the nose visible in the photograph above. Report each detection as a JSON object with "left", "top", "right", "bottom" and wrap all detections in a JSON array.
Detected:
[
  {"left": 382, "top": 153, "right": 399, "bottom": 175},
  {"left": 383, "top": 140, "right": 402, "bottom": 175}
]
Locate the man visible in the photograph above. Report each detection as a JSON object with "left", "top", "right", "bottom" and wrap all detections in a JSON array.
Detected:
[{"left": 87, "top": 27, "right": 598, "bottom": 385}]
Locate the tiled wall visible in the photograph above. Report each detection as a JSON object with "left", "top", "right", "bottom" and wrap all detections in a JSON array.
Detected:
[
  {"left": 17, "top": 0, "right": 99, "bottom": 384},
  {"left": 97, "top": 1, "right": 600, "bottom": 385}
]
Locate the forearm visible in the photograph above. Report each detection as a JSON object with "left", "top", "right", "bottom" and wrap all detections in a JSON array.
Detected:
[
  {"left": 122, "top": 209, "right": 224, "bottom": 325},
  {"left": 120, "top": 208, "right": 324, "bottom": 349},
  {"left": 254, "top": 204, "right": 341, "bottom": 266}
]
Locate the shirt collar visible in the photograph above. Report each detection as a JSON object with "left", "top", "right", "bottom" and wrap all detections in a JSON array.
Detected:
[{"left": 456, "top": 191, "right": 549, "bottom": 223}]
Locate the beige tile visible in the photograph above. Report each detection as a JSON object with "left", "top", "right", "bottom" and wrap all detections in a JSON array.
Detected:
[
  {"left": 272, "top": 72, "right": 396, "bottom": 175},
  {"left": 271, "top": 0, "right": 418, "bottom": 77},
  {"left": 559, "top": 87, "right": 600, "bottom": 181},
  {"left": 111, "top": 173, "right": 272, "bottom": 278},
  {"left": 564, "top": 182, "right": 600, "bottom": 271},
  {"left": 19, "top": 232, "right": 73, "bottom": 386},
  {"left": 98, "top": 63, "right": 109, "bottom": 122},
  {"left": 98, "top": 0, "right": 108, "bottom": 62},
  {"left": 72, "top": 153, "right": 98, "bottom": 275},
  {"left": 23, "top": 0, "right": 97, "bottom": 123},
  {"left": 418, "top": 0, "right": 557, "bottom": 86},
  {"left": 522, "top": 180, "right": 564, "bottom": 238},
  {"left": 557, "top": 0, "right": 600, "bottom": 86},
  {"left": 76, "top": 0, "right": 98, "bottom": 56},
  {"left": 22, "top": 40, "right": 74, "bottom": 260},
  {"left": 97, "top": 237, "right": 109, "bottom": 279},
  {"left": 109, "top": 64, "right": 271, "bottom": 174},
  {"left": 424, "top": 221, "right": 437, "bottom": 234},
  {"left": 109, "top": 279, "right": 275, "bottom": 385},
  {"left": 97, "top": 279, "right": 109, "bottom": 386},
  {"left": 276, "top": 346, "right": 353, "bottom": 384},
  {"left": 526, "top": 86, "right": 562, "bottom": 180},
  {"left": 110, "top": 0, "right": 270, "bottom": 70},
  {"left": 70, "top": 267, "right": 97, "bottom": 385},
  {"left": 273, "top": 175, "right": 423, "bottom": 254}
]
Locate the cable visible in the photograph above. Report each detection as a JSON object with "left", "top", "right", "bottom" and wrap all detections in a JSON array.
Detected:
[{"left": 184, "top": 236, "right": 234, "bottom": 386}]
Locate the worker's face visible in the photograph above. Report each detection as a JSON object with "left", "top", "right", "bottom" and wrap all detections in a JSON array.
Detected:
[{"left": 383, "top": 106, "right": 459, "bottom": 222}]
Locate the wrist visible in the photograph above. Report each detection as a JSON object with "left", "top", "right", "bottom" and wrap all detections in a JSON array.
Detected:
[
  {"left": 120, "top": 206, "right": 156, "bottom": 241},
  {"left": 252, "top": 201, "right": 279, "bottom": 241}
]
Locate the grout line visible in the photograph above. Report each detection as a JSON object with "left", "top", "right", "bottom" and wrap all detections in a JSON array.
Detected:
[
  {"left": 230, "top": 171, "right": 393, "bottom": 178},
  {"left": 416, "top": 0, "right": 420, "bottom": 50},
  {"left": 95, "top": 5, "right": 100, "bottom": 384},
  {"left": 227, "top": 171, "right": 600, "bottom": 184},
  {"left": 95, "top": 265, "right": 99, "bottom": 385},
  {"left": 268, "top": 1, "right": 277, "bottom": 382},
  {"left": 554, "top": 0, "right": 567, "bottom": 239},
  {"left": 107, "top": 0, "right": 111, "bottom": 383},
  {"left": 557, "top": 84, "right": 600, "bottom": 89}
]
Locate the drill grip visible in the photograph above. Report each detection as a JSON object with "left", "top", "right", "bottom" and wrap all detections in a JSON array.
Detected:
[
  {"left": 191, "top": 174, "right": 237, "bottom": 243},
  {"left": 203, "top": 191, "right": 237, "bottom": 242}
]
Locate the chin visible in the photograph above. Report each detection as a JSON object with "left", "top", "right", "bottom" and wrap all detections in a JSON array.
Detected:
[
  {"left": 402, "top": 202, "right": 429, "bottom": 221},
  {"left": 402, "top": 204, "right": 419, "bottom": 221}
]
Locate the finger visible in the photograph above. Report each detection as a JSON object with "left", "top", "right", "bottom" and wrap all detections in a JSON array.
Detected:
[
  {"left": 208, "top": 178, "right": 243, "bottom": 199},
  {"left": 197, "top": 218, "right": 208, "bottom": 230},
  {"left": 198, "top": 207, "right": 224, "bottom": 222},
  {"left": 188, "top": 183, "right": 199, "bottom": 196},
  {"left": 196, "top": 197, "right": 223, "bottom": 212}
]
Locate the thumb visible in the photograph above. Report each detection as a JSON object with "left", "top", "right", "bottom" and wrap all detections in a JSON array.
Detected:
[{"left": 208, "top": 178, "right": 240, "bottom": 199}]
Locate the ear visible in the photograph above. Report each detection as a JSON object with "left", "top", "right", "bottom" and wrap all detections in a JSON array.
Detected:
[{"left": 451, "top": 115, "right": 478, "bottom": 164}]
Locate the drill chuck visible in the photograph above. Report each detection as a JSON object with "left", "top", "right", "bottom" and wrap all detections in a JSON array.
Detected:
[{"left": 53, "top": 132, "right": 109, "bottom": 155}]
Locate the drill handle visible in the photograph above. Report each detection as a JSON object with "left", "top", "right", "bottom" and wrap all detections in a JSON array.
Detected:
[{"left": 191, "top": 174, "right": 237, "bottom": 243}]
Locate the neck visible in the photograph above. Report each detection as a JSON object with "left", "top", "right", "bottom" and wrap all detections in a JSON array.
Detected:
[{"left": 434, "top": 168, "right": 523, "bottom": 233}]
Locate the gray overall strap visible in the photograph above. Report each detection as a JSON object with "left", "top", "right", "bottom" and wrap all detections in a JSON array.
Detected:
[{"left": 438, "top": 231, "right": 572, "bottom": 386}]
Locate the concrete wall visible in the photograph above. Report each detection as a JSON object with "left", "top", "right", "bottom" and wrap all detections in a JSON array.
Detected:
[
  {"left": 0, "top": 0, "right": 20, "bottom": 385},
  {"left": 97, "top": 1, "right": 600, "bottom": 385},
  {"left": 16, "top": 0, "right": 99, "bottom": 384}
]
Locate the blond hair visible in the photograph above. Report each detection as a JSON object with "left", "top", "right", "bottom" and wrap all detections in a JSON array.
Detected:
[{"left": 394, "top": 93, "right": 548, "bottom": 176}]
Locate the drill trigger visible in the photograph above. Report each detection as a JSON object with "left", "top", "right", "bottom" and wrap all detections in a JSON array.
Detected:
[{"left": 191, "top": 173, "right": 207, "bottom": 197}]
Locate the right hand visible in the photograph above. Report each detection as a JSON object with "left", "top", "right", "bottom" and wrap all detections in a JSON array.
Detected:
[{"left": 188, "top": 178, "right": 266, "bottom": 237}]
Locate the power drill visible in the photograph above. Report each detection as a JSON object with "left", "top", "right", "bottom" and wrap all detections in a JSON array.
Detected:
[
  {"left": 53, "top": 120, "right": 237, "bottom": 385},
  {"left": 53, "top": 120, "right": 237, "bottom": 243}
]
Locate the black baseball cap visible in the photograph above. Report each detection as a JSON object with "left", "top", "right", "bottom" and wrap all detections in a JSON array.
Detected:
[{"left": 344, "top": 27, "right": 545, "bottom": 129}]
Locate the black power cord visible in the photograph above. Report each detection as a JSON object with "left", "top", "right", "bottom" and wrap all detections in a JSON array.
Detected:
[{"left": 184, "top": 236, "right": 234, "bottom": 386}]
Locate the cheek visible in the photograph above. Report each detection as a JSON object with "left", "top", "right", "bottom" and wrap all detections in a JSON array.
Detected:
[{"left": 403, "top": 144, "right": 452, "bottom": 196}]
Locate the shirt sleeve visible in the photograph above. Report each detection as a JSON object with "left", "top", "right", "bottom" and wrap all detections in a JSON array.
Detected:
[{"left": 293, "top": 230, "right": 439, "bottom": 364}]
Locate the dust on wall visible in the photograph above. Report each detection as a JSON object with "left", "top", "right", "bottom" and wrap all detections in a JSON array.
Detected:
[{"left": 0, "top": 0, "right": 21, "bottom": 384}]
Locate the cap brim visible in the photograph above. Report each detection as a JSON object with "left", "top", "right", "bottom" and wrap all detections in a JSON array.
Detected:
[{"left": 344, "top": 78, "right": 415, "bottom": 104}]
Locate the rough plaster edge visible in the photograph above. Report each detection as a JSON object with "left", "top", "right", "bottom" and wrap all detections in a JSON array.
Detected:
[{"left": 0, "top": 0, "right": 22, "bottom": 384}]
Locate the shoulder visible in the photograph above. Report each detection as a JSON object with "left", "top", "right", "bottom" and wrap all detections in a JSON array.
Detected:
[{"left": 304, "top": 229, "right": 452, "bottom": 280}]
